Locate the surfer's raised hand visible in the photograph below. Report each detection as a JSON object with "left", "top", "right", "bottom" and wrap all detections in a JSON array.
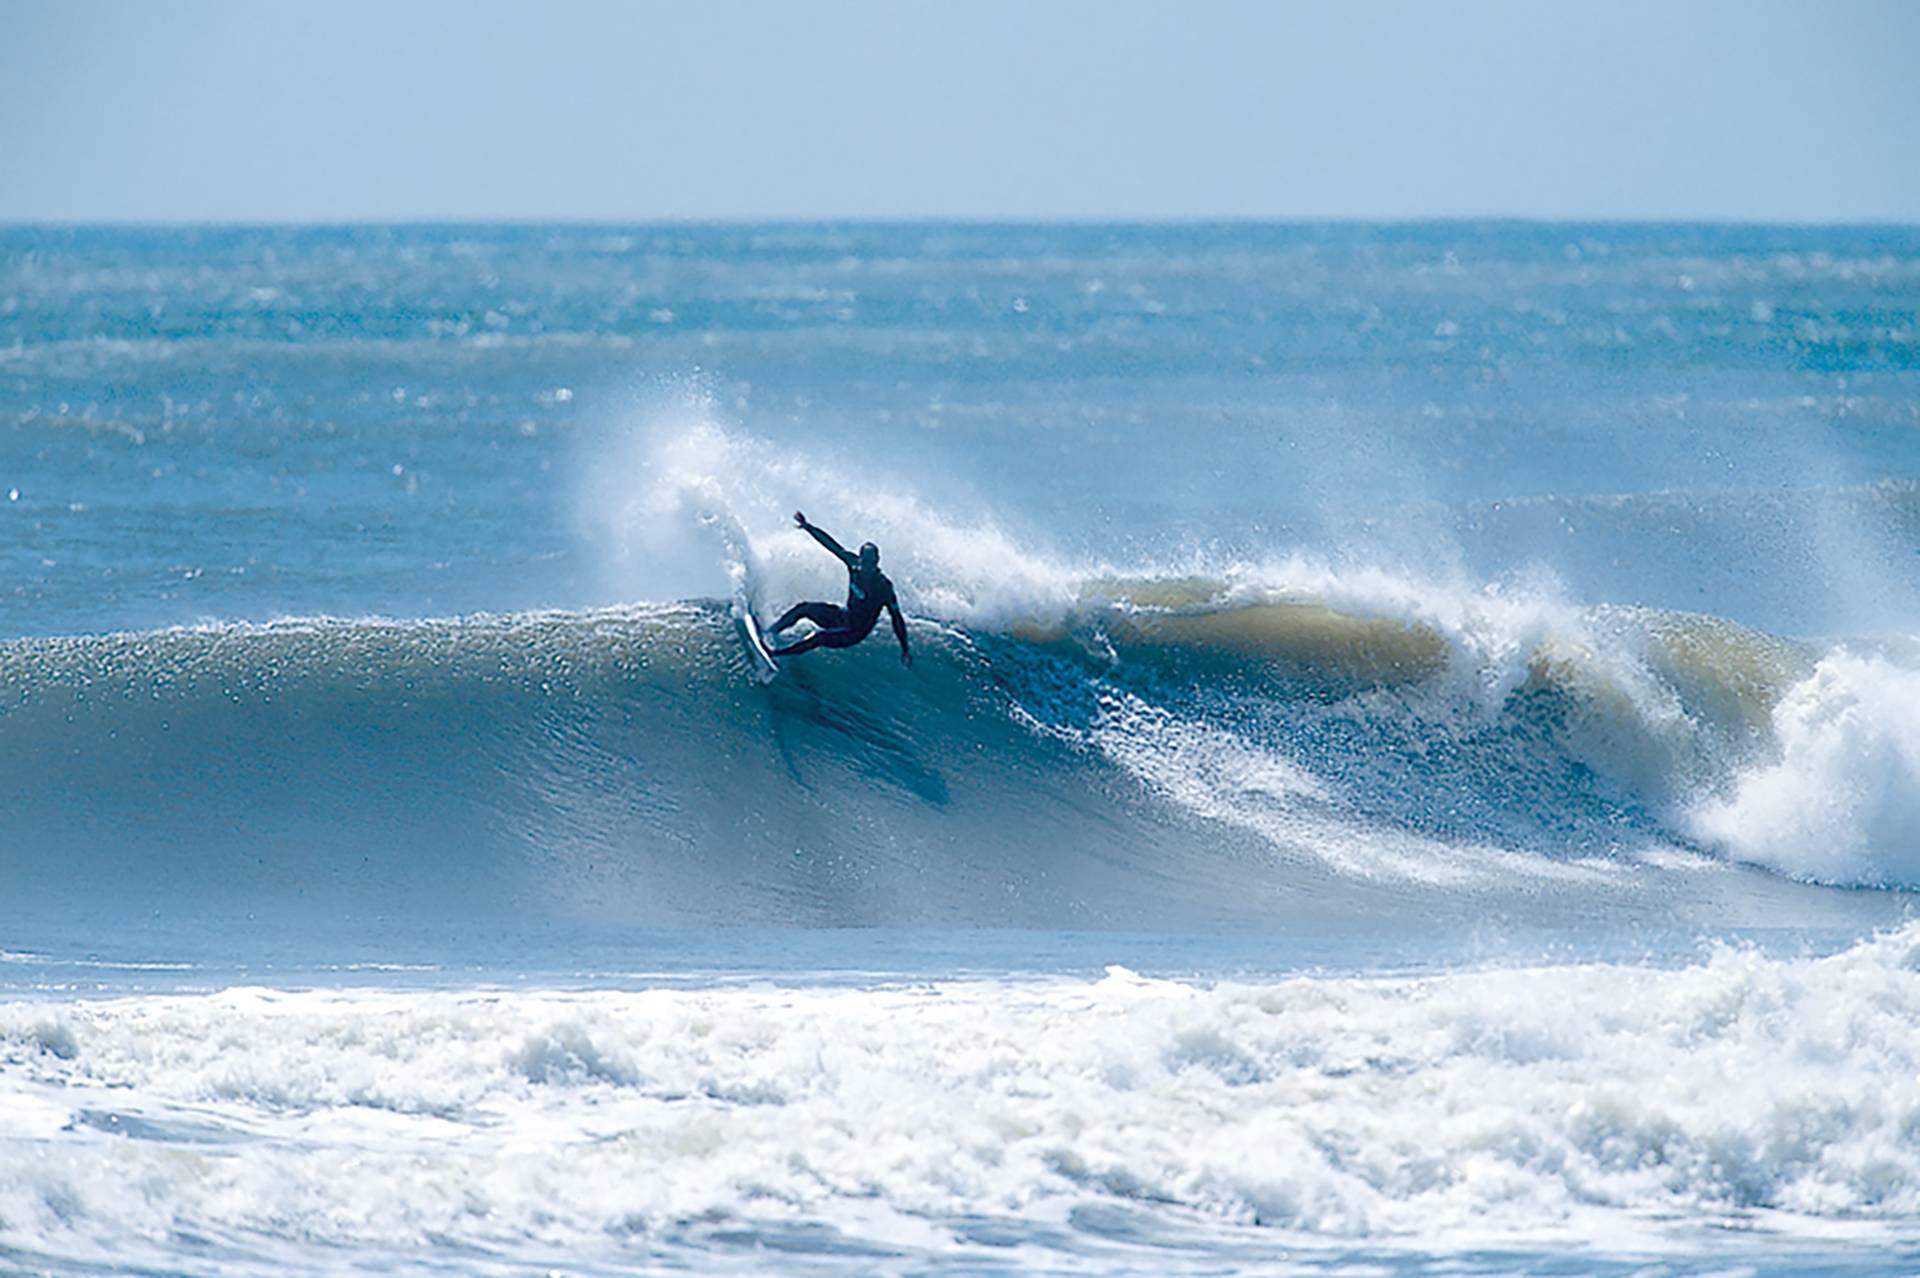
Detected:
[{"left": 793, "top": 510, "right": 807, "bottom": 529}]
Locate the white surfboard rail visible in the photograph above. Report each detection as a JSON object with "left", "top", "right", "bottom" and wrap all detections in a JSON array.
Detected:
[{"left": 738, "top": 611, "right": 780, "bottom": 682}]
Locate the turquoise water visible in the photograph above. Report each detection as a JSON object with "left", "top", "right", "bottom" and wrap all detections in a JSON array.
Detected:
[{"left": 3, "top": 223, "right": 1919, "bottom": 1274}]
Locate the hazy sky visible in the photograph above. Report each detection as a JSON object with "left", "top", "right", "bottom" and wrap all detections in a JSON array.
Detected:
[{"left": 4, "top": 0, "right": 1917, "bottom": 223}]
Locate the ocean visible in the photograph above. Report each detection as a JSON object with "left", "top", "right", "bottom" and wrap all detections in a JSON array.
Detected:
[{"left": 3, "top": 221, "right": 1919, "bottom": 1275}]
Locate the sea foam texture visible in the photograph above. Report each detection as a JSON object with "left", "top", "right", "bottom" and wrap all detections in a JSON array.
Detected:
[
  {"left": 6, "top": 928, "right": 1920, "bottom": 1272},
  {"left": 1689, "top": 652, "right": 1920, "bottom": 885}
]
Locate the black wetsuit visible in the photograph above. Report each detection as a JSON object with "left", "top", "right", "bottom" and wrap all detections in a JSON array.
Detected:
[{"left": 769, "top": 522, "right": 910, "bottom": 661}]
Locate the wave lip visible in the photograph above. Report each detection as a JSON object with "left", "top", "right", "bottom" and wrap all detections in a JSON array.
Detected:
[{"left": 5, "top": 926, "right": 1920, "bottom": 1270}]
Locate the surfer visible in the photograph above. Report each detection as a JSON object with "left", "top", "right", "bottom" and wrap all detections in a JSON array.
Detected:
[{"left": 769, "top": 512, "right": 912, "bottom": 667}]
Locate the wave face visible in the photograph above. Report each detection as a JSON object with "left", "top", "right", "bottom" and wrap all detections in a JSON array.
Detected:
[
  {"left": 7, "top": 927, "right": 1920, "bottom": 1272},
  {"left": 5, "top": 566, "right": 1919, "bottom": 941}
]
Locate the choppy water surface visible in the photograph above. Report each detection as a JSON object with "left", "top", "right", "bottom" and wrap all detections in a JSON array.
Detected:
[{"left": 2, "top": 222, "right": 1918, "bottom": 1274}]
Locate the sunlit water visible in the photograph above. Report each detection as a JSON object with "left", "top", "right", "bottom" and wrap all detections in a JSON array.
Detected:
[{"left": 3, "top": 222, "right": 1919, "bottom": 1274}]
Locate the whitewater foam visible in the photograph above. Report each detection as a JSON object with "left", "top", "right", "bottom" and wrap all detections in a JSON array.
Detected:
[
  {"left": 1689, "top": 651, "right": 1920, "bottom": 886},
  {"left": 7, "top": 928, "right": 1920, "bottom": 1272},
  {"left": 1071, "top": 685, "right": 1617, "bottom": 887}
]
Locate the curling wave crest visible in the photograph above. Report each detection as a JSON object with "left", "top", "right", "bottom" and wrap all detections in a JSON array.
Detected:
[{"left": 3, "top": 556, "right": 1918, "bottom": 929}]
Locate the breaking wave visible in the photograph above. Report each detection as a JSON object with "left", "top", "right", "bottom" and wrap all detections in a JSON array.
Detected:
[
  {"left": 3, "top": 553, "right": 1917, "bottom": 939},
  {"left": 7, "top": 926, "right": 1920, "bottom": 1269},
  {"left": 1, "top": 416, "right": 1913, "bottom": 933}
]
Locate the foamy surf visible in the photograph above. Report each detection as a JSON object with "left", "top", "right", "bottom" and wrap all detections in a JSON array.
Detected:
[
  {"left": 6, "top": 927, "right": 1920, "bottom": 1274},
  {"left": 1689, "top": 651, "right": 1920, "bottom": 885}
]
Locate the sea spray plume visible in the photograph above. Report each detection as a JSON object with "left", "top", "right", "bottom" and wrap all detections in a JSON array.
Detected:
[
  {"left": 1217, "top": 556, "right": 1590, "bottom": 711},
  {"left": 574, "top": 397, "right": 762, "bottom": 605},
  {"left": 577, "top": 407, "right": 1082, "bottom": 624},
  {"left": 580, "top": 401, "right": 1624, "bottom": 672},
  {"left": 578, "top": 406, "right": 1669, "bottom": 708}
]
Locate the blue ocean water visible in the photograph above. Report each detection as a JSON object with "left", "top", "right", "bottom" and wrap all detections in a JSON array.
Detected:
[{"left": 3, "top": 222, "right": 1920, "bottom": 1275}]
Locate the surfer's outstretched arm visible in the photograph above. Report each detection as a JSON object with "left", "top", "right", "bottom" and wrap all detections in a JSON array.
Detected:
[
  {"left": 793, "top": 511, "right": 855, "bottom": 566},
  {"left": 887, "top": 599, "right": 912, "bottom": 668}
]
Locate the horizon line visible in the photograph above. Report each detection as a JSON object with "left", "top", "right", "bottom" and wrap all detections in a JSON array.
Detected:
[{"left": 5, "top": 214, "right": 1920, "bottom": 233}]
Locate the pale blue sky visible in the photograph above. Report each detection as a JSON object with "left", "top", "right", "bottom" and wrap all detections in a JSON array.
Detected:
[{"left": 4, "top": 0, "right": 1917, "bottom": 223}]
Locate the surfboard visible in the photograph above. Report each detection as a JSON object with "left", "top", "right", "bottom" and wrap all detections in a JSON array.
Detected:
[{"left": 739, "top": 611, "right": 779, "bottom": 682}]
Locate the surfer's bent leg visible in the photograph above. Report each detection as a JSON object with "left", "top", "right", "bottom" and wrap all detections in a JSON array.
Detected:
[
  {"left": 768, "top": 634, "right": 816, "bottom": 657},
  {"left": 769, "top": 626, "right": 866, "bottom": 657},
  {"left": 773, "top": 601, "right": 846, "bottom": 634}
]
